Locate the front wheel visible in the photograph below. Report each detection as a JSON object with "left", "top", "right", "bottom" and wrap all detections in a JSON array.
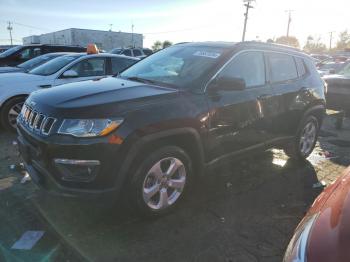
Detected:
[
  {"left": 284, "top": 115, "right": 320, "bottom": 160},
  {"left": 128, "top": 146, "right": 193, "bottom": 216},
  {"left": 0, "top": 97, "right": 26, "bottom": 132}
]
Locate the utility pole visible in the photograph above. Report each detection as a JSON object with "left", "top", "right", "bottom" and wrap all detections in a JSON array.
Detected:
[
  {"left": 329, "top": 31, "right": 335, "bottom": 50},
  {"left": 131, "top": 23, "right": 135, "bottom": 48},
  {"left": 242, "top": 0, "right": 254, "bottom": 42},
  {"left": 7, "top": 21, "right": 13, "bottom": 46},
  {"left": 285, "top": 10, "right": 293, "bottom": 37},
  {"left": 109, "top": 24, "right": 113, "bottom": 32}
]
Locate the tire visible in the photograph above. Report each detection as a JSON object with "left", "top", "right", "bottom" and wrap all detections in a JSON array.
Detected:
[
  {"left": 127, "top": 145, "right": 193, "bottom": 216},
  {"left": 0, "top": 97, "right": 26, "bottom": 132},
  {"left": 284, "top": 115, "right": 320, "bottom": 161}
]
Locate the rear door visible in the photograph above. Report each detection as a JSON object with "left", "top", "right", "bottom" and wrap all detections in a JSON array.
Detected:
[
  {"left": 54, "top": 57, "right": 107, "bottom": 86},
  {"left": 266, "top": 52, "right": 303, "bottom": 137},
  {"left": 206, "top": 50, "right": 275, "bottom": 160}
]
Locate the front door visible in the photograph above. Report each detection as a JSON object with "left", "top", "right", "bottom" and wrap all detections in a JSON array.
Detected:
[
  {"left": 206, "top": 51, "right": 275, "bottom": 161},
  {"left": 54, "top": 57, "right": 107, "bottom": 86}
]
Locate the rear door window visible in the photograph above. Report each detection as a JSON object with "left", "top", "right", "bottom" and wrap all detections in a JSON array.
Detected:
[
  {"left": 133, "top": 49, "right": 142, "bottom": 56},
  {"left": 122, "top": 50, "right": 132, "bottom": 56},
  {"left": 268, "top": 53, "right": 298, "bottom": 83},
  {"left": 111, "top": 58, "right": 136, "bottom": 74}
]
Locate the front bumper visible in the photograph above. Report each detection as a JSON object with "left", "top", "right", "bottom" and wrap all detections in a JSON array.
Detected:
[{"left": 17, "top": 123, "right": 124, "bottom": 198}]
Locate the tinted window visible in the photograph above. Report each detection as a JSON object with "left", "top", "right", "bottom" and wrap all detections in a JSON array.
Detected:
[
  {"left": 69, "top": 58, "right": 105, "bottom": 77},
  {"left": 19, "top": 47, "right": 33, "bottom": 59},
  {"left": 295, "top": 57, "right": 307, "bottom": 77},
  {"left": 111, "top": 58, "right": 137, "bottom": 74},
  {"left": 268, "top": 53, "right": 298, "bottom": 82},
  {"left": 122, "top": 50, "right": 132, "bottom": 56},
  {"left": 219, "top": 51, "right": 265, "bottom": 88},
  {"left": 133, "top": 49, "right": 142, "bottom": 56}
]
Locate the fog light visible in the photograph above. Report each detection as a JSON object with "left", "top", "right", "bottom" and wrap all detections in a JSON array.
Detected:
[{"left": 53, "top": 159, "right": 100, "bottom": 182}]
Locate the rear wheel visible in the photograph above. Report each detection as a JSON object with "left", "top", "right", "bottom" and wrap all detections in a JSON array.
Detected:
[
  {"left": 128, "top": 146, "right": 192, "bottom": 216},
  {"left": 0, "top": 97, "right": 26, "bottom": 132},
  {"left": 284, "top": 115, "right": 320, "bottom": 160}
]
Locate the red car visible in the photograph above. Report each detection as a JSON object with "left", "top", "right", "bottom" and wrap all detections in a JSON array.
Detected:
[{"left": 284, "top": 166, "right": 350, "bottom": 262}]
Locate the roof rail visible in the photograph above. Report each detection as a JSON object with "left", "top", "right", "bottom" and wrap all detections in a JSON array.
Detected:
[{"left": 239, "top": 41, "right": 300, "bottom": 51}]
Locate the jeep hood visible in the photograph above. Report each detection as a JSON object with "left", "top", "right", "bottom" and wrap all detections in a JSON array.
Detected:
[{"left": 27, "top": 77, "right": 180, "bottom": 118}]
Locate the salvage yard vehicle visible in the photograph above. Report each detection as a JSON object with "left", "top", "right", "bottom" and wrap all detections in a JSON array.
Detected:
[
  {"left": 284, "top": 166, "right": 350, "bottom": 262},
  {"left": 323, "top": 63, "right": 350, "bottom": 112},
  {"left": 17, "top": 42, "right": 326, "bottom": 215},
  {"left": 0, "top": 53, "right": 139, "bottom": 131},
  {"left": 110, "top": 47, "right": 153, "bottom": 58},
  {"left": 0, "top": 44, "right": 86, "bottom": 67},
  {"left": 0, "top": 52, "right": 71, "bottom": 74}
]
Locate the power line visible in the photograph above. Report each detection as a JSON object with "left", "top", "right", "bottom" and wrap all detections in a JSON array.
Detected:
[{"left": 0, "top": 19, "right": 50, "bottom": 31}]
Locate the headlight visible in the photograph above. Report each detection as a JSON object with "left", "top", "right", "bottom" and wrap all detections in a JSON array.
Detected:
[
  {"left": 58, "top": 119, "right": 123, "bottom": 137},
  {"left": 283, "top": 214, "right": 318, "bottom": 262}
]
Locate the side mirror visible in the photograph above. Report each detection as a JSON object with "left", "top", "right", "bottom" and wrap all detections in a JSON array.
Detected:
[
  {"left": 62, "top": 70, "right": 79, "bottom": 78},
  {"left": 210, "top": 77, "right": 246, "bottom": 91}
]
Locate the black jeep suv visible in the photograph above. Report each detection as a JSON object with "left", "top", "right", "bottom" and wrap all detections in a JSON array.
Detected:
[{"left": 17, "top": 42, "right": 326, "bottom": 215}]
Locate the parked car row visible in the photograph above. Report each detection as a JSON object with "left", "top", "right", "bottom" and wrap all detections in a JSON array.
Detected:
[
  {"left": 110, "top": 47, "right": 153, "bottom": 58},
  {"left": 0, "top": 44, "right": 139, "bottom": 131}
]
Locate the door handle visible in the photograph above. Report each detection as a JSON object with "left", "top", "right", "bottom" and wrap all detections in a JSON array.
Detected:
[{"left": 39, "top": 84, "right": 52, "bottom": 88}]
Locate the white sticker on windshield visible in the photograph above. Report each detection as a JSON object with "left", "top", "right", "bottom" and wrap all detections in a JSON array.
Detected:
[{"left": 193, "top": 51, "right": 221, "bottom": 59}]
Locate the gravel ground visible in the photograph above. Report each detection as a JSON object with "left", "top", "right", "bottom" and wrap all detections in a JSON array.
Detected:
[{"left": 0, "top": 113, "right": 349, "bottom": 262}]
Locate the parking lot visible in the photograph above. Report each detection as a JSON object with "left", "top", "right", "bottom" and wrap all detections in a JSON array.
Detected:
[{"left": 0, "top": 112, "right": 349, "bottom": 261}]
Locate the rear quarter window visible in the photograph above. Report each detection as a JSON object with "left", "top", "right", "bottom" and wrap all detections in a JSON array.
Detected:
[
  {"left": 295, "top": 57, "right": 307, "bottom": 77},
  {"left": 268, "top": 53, "right": 298, "bottom": 83}
]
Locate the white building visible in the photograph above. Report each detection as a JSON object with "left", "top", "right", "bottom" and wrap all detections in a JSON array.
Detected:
[{"left": 23, "top": 28, "right": 143, "bottom": 51}]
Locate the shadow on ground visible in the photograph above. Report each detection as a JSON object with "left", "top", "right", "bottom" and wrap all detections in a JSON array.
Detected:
[{"left": 33, "top": 151, "right": 321, "bottom": 262}]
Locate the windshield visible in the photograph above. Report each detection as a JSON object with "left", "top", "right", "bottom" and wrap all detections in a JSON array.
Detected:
[
  {"left": 28, "top": 55, "right": 80, "bottom": 76},
  {"left": 0, "top": 46, "right": 22, "bottom": 58},
  {"left": 120, "top": 45, "right": 227, "bottom": 89},
  {"left": 17, "top": 54, "right": 61, "bottom": 70}
]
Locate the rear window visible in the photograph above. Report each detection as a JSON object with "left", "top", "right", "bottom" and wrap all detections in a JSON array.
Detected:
[{"left": 268, "top": 53, "right": 298, "bottom": 83}]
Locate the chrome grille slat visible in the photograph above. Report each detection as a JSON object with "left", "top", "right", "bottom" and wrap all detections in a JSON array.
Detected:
[{"left": 19, "top": 104, "right": 57, "bottom": 136}]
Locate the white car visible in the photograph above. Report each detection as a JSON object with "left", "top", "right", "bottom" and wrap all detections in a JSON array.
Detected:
[{"left": 0, "top": 53, "right": 139, "bottom": 131}]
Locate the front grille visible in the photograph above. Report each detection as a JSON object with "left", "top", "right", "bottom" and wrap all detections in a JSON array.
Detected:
[{"left": 20, "top": 104, "right": 57, "bottom": 135}]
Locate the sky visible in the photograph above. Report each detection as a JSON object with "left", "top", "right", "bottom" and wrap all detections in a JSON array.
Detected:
[{"left": 0, "top": 0, "right": 349, "bottom": 48}]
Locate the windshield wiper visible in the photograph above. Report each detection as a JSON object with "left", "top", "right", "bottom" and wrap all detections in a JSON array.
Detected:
[{"left": 126, "top": 76, "right": 158, "bottom": 85}]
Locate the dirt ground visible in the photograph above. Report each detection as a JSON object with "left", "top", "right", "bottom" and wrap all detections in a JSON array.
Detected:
[{"left": 1, "top": 112, "right": 350, "bottom": 262}]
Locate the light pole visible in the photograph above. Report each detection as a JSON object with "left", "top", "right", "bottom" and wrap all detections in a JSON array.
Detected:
[{"left": 242, "top": 0, "right": 255, "bottom": 42}]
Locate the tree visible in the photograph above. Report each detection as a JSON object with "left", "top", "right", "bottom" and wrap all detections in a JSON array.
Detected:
[
  {"left": 152, "top": 41, "right": 162, "bottom": 52},
  {"left": 275, "top": 36, "right": 300, "bottom": 48},
  {"left": 303, "top": 36, "right": 327, "bottom": 53},
  {"left": 336, "top": 30, "right": 350, "bottom": 50},
  {"left": 162, "top": 40, "right": 173, "bottom": 49},
  {"left": 152, "top": 40, "right": 173, "bottom": 52}
]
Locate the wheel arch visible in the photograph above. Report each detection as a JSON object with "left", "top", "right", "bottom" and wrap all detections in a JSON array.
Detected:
[{"left": 114, "top": 128, "right": 205, "bottom": 193}]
